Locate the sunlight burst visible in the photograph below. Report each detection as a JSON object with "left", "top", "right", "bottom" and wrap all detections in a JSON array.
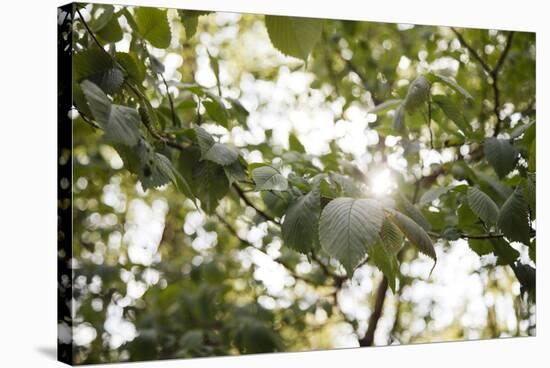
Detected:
[{"left": 369, "top": 168, "right": 396, "bottom": 196}]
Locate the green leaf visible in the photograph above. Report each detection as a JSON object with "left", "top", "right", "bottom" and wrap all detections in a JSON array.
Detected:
[
  {"left": 388, "top": 211, "right": 436, "bottom": 261},
  {"left": 512, "top": 263, "right": 536, "bottom": 292},
  {"left": 90, "top": 5, "right": 114, "bottom": 32},
  {"left": 228, "top": 98, "right": 249, "bottom": 126},
  {"left": 520, "top": 121, "right": 536, "bottom": 148},
  {"left": 115, "top": 139, "right": 182, "bottom": 190},
  {"left": 368, "top": 241, "right": 399, "bottom": 292},
  {"left": 195, "top": 127, "right": 238, "bottom": 166},
  {"left": 178, "top": 330, "right": 204, "bottom": 351},
  {"left": 524, "top": 174, "right": 536, "bottom": 220},
  {"left": 510, "top": 121, "right": 535, "bottom": 139},
  {"left": 484, "top": 137, "right": 518, "bottom": 178},
  {"left": 134, "top": 7, "right": 171, "bottom": 48},
  {"left": 403, "top": 76, "right": 430, "bottom": 112},
  {"left": 329, "top": 173, "right": 362, "bottom": 198},
  {"left": 149, "top": 54, "right": 165, "bottom": 74},
  {"left": 474, "top": 169, "right": 513, "bottom": 200},
  {"left": 467, "top": 187, "right": 499, "bottom": 225},
  {"left": 491, "top": 238, "right": 519, "bottom": 265},
  {"left": 116, "top": 52, "right": 146, "bottom": 82},
  {"left": 393, "top": 104, "right": 405, "bottom": 132},
  {"left": 458, "top": 202, "right": 477, "bottom": 227},
  {"left": 281, "top": 185, "right": 321, "bottom": 253},
  {"left": 418, "top": 186, "right": 450, "bottom": 206},
  {"left": 432, "top": 95, "right": 472, "bottom": 136},
  {"left": 194, "top": 160, "right": 230, "bottom": 213},
  {"left": 207, "top": 49, "right": 222, "bottom": 96},
  {"left": 74, "top": 48, "right": 124, "bottom": 94},
  {"left": 178, "top": 10, "right": 210, "bottom": 39},
  {"left": 529, "top": 239, "right": 536, "bottom": 264},
  {"left": 148, "top": 153, "right": 179, "bottom": 189},
  {"left": 497, "top": 189, "right": 530, "bottom": 244},
  {"left": 80, "top": 80, "right": 111, "bottom": 123},
  {"left": 262, "top": 191, "right": 290, "bottom": 219},
  {"left": 441, "top": 227, "right": 461, "bottom": 241},
  {"left": 96, "top": 12, "right": 123, "bottom": 43},
  {"left": 528, "top": 140, "right": 536, "bottom": 172},
  {"left": 319, "top": 198, "right": 384, "bottom": 274},
  {"left": 379, "top": 217, "right": 403, "bottom": 254},
  {"left": 429, "top": 72, "right": 473, "bottom": 100},
  {"left": 468, "top": 239, "right": 494, "bottom": 256},
  {"left": 264, "top": 15, "right": 323, "bottom": 61},
  {"left": 106, "top": 105, "right": 142, "bottom": 146},
  {"left": 398, "top": 195, "right": 431, "bottom": 231},
  {"left": 203, "top": 98, "right": 229, "bottom": 127},
  {"left": 252, "top": 166, "right": 288, "bottom": 191},
  {"left": 288, "top": 133, "right": 305, "bottom": 153},
  {"left": 80, "top": 80, "right": 140, "bottom": 146},
  {"left": 223, "top": 159, "right": 248, "bottom": 185},
  {"left": 72, "top": 82, "right": 92, "bottom": 117}
]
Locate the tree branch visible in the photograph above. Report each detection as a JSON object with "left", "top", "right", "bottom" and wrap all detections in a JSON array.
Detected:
[
  {"left": 494, "top": 31, "right": 515, "bottom": 75},
  {"left": 451, "top": 28, "right": 515, "bottom": 136},
  {"left": 492, "top": 31, "right": 514, "bottom": 136},
  {"left": 451, "top": 28, "right": 492, "bottom": 75},
  {"left": 359, "top": 276, "right": 388, "bottom": 346},
  {"left": 359, "top": 165, "right": 443, "bottom": 347},
  {"left": 429, "top": 230, "right": 535, "bottom": 240}
]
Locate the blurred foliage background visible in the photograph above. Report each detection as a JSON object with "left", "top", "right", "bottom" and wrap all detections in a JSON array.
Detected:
[{"left": 58, "top": 2, "right": 535, "bottom": 364}]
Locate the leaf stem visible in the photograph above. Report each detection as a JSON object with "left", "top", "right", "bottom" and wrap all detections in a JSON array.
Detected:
[{"left": 232, "top": 183, "right": 279, "bottom": 224}]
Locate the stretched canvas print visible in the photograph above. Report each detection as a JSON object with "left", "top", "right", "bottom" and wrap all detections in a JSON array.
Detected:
[{"left": 58, "top": 2, "right": 536, "bottom": 365}]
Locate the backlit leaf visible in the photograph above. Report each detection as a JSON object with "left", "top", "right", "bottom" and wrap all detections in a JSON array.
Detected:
[
  {"left": 319, "top": 198, "right": 384, "bottom": 274},
  {"left": 252, "top": 166, "right": 288, "bottom": 191},
  {"left": 388, "top": 211, "right": 436, "bottom": 261},
  {"left": 282, "top": 185, "right": 321, "bottom": 253},
  {"left": 265, "top": 15, "right": 323, "bottom": 61},
  {"left": 467, "top": 187, "right": 499, "bottom": 225},
  {"left": 497, "top": 188, "right": 530, "bottom": 244},
  {"left": 432, "top": 95, "right": 472, "bottom": 136},
  {"left": 135, "top": 8, "right": 171, "bottom": 48},
  {"left": 80, "top": 80, "right": 140, "bottom": 146},
  {"left": 484, "top": 137, "right": 518, "bottom": 178},
  {"left": 429, "top": 72, "right": 473, "bottom": 100},
  {"left": 195, "top": 127, "right": 238, "bottom": 166},
  {"left": 379, "top": 217, "right": 403, "bottom": 254}
]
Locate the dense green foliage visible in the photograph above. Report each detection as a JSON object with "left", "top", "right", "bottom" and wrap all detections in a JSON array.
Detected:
[{"left": 64, "top": 3, "right": 535, "bottom": 364}]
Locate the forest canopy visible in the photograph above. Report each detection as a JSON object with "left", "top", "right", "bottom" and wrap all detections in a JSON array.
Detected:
[{"left": 58, "top": 3, "right": 536, "bottom": 364}]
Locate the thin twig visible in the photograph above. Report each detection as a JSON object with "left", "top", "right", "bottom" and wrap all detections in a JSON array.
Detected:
[
  {"left": 215, "top": 212, "right": 315, "bottom": 284},
  {"left": 232, "top": 184, "right": 278, "bottom": 224},
  {"left": 451, "top": 27, "right": 492, "bottom": 75},
  {"left": 427, "top": 98, "right": 434, "bottom": 149},
  {"left": 428, "top": 230, "right": 536, "bottom": 240},
  {"left": 75, "top": 7, "right": 110, "bottom": 58},
  {"left": 461, "top": 233, "right": 505, "bottom": 240},
  {"left": 160, "top": 73, "right": 178, "bottom": 127},
  {"left": 343, "top": 58, "right": 383, "bottom": 105},
  {"left": 79, "top": 112, "right": 101, "bottom": 130},
  {"left": 311, "top": 253, "right": 346, "bottom": 285}
]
